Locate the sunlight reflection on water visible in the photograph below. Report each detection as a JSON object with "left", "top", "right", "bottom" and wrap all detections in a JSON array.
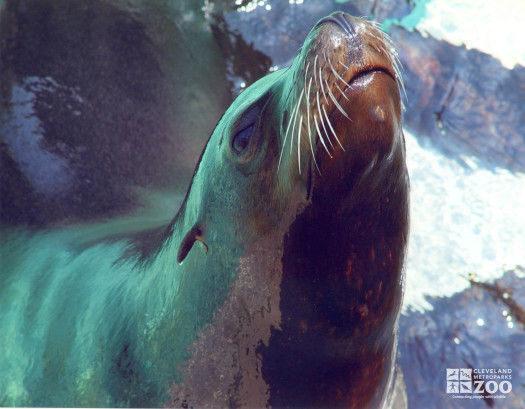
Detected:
[{"left": 404, "top": 129, "right": 525, "bottom": 311}]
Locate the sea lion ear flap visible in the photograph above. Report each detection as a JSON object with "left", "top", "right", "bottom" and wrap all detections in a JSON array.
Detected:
[{"left": 177, "top": 223, "right": 208, "bottom": 264}]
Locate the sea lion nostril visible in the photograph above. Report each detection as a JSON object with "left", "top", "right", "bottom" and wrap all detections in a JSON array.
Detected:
[{"left": 316, "top": 11, "right": 356, "bottom": 36}]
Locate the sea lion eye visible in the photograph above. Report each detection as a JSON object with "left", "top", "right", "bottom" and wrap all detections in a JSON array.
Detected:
[{"left": 232, "top": 124, "right": 254, "bottom": 154}]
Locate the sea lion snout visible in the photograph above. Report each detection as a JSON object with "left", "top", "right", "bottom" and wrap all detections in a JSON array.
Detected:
[
  {"left": 276, "top": 12, "right": 404, "bottom": 197},
  {"left": 315, "top": 11, "right": 357, "bottom": 36}
]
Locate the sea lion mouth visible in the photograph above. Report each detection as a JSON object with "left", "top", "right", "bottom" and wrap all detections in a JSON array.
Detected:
[
  {"left": 348, "top": 67, "right": 397, "bottom": 87},
  {"left": 278, "top": 12, "right": 404, "bottom": 181}
]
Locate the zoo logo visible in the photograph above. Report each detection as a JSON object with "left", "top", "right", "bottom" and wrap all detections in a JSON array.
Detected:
[{"left": 446, "top": 368, "right": 513, "bottom": 395}]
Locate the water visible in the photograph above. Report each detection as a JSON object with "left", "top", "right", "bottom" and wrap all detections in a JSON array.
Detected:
[
  {"left": 404, "top": 130, "right": 525, "bottom": 311},
  {"left": 417, "top": 0, "right": 525, "bottom": 69},
  {"left": 1, "top": 78, "right": 76, "bottom": 196},
  {"left": 398, "top": 0, "right": 525, "bottom": 308}
]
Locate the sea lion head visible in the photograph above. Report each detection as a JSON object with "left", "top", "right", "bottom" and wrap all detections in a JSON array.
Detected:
[
  {"left": 177, "top": 12, "right": 407, "bottom": 254},
  {"left": 172, "top": 12, "right": 409, "bottom": 409}
]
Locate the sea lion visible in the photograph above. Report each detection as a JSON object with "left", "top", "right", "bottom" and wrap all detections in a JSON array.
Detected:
[
  {"left": 0, "top": 12, "right": 408, "bottom": 408},
  {"left": 167, "top": 11, "right": 409, "bottom": 409}
]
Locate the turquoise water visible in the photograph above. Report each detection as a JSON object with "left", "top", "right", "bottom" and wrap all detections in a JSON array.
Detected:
[{"left": 381, "top": 0, "right": 432, "bottom": 32}]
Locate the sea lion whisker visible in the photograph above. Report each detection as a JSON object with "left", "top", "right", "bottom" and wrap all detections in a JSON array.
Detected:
[
  {"left": 319, "top": 57, "right": 330, "bottom": 106},
  {"left": 381, "top": 34, "right": 396, "bottom": 49},
  {"left": 371, "top": 23, "right": 391, "bottom": 42},
  {"left": 326, "top": 80, "right": 351, "bottom": 121},
  {"left": 387, "top": 52, "right": 406, "bottom": 100},
  {"left": 279, "top": 91, "right": 301, "bottom": 170},
  {"left": 305, "top": 76, "right": 313, "bottom": 134},
  {"left": 314, "top": 58, "right": 320, "bottom": 93},
  {"left": 370, "top": 23, "right": 408, "bottom": 100},
  {"left": 285, "top": 89, "right": 303, "bottom": 160},
  {"left": 392, "top": 56, "right": 407, "bottom": 102},
  {"left": 374, "top": 40, "right": 406, "bottom": 101},
  {"left": 373, "top": 34, "right": 390, "bottom": 55},
  {"left": 334, "top": 81, "right": 350, "bottom": 101},
  {"left": 297, "top": 114, "right": 303, "bottom": 174},
  {"left": 328, "top": 57, "right": 351, "bottom": 89},
  {"left": 305, "top": 77, "right": 321, "bottom": 174},
  {"left": 313, "top": 54, "right": 319, "bottom": 85},
  {"left": 393, "top": 54, "right": 403, "bottom": 76},
  {"left": 322, "top": 105, "right": 345, "bottom": 151},
  {"left": 308, "top": 121, "right": 321, "bottom": 174},
  {"left": 314, "top": 114, "right": 332, "bottom": 158},
  {"left": 294, "top": 55, "right": 306, "bottom": 87},
  {"left": 282, "top": 73, "right": 301, "bottom": 112},
  {"left": 378, "top": 35, "right": 405, "bottom": 81},
  {"left": 321, "top": 115, "right": 335, "bottom": 151},
  {"left": 313, "top": 65, "right": 332, "bottom": 149},
  {"left": 316, "top": 88, "right": 335, "bottom": 150},
  {"left": 339, "top": 60, "right": 349, "bottom": 70},
  {"left": 290, "top": 88, "right": 305, "bottom": 156},
  {"left": 279, "top": 70, "right": 297, "bottom": 143},
  {"left": 303, "top": 60, "right": 310, "bottom": 87},
  {"left": 303, "top": 60, "right": 311, "bottom": 115},
  {"left": 372, "top": 23, "right": 392, "bottom": 42}
]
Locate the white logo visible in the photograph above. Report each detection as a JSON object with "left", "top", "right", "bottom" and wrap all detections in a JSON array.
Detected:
[{"left": 446, "top": 368, "right": 512, "bottom": 398}]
